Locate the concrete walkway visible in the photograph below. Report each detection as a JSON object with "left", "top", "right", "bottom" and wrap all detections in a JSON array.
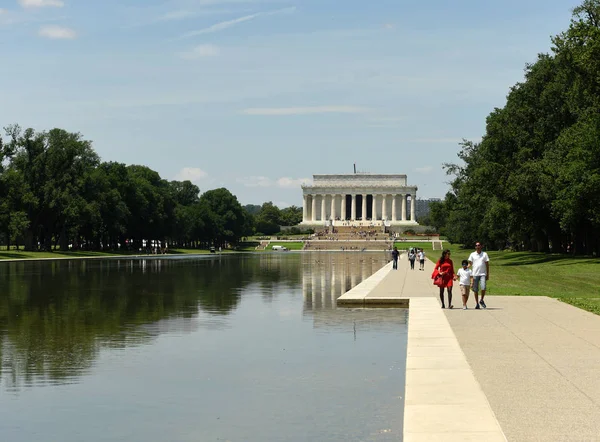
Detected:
[
  {"left": 446, "top": 296, "right": 600, "bottom": 441},
  {"left": 338, "top": 254, "right": 600, "bottom": 441}
]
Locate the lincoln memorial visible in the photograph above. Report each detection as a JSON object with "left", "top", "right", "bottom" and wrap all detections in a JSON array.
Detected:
[{"left": 300, "top": 173, "right": 418, "bottom": 226}]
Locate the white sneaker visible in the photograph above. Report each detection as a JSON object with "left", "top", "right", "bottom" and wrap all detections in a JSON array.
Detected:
[{"left": 463, "top": 306, "right": 467, "bottom": 310}]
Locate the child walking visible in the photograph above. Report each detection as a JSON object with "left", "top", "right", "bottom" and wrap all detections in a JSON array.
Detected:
[
  {"left": 455, "top": 260, "right": 473, "bottom": 310},
  {"left": 418, "top": 249, "right": 425, "bottom": 271}
]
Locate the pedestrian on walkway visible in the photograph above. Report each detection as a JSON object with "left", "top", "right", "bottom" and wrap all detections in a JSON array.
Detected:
[
  {"left": 408, "top": 248, "right": 416, "bottom": 270},
  {"left": 469, "top": 242, "right": 490, "bottom": 309},
  {"left": 434, "top": 249, "right": 455, "bottom": 309},
  {"left": 454, "top": 259, "right": 473, "bottom": 310},
  {"left": 418, "top": 249, "right": 425, "bottom": 270},
  {"left": 392, "top": 246, "right": 399, "bottom": 270}
]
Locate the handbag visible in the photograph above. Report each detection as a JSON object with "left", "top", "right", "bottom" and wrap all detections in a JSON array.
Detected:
[{"left": 433, "top": 274, "right": 444, "bottom": 287}]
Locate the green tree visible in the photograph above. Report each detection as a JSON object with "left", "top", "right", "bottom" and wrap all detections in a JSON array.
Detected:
[
  {"left": 243, "top": 204, "right": 262, "bottom": 216},
  {"left": 255, "top": 201, "right": 281, "bottom": 235},
  {"left": 280, "top": 205, "right": 302, "bottom": 226},
  {"left": 199, "top": 188, "right": 246, "bottom": 247},
  {"left": 438, "top": 0, "right": 600, "bottom": 254}
]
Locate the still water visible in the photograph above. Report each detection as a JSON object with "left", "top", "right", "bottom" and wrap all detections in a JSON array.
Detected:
[{"left": 0, "top": 253, "right": 408, "bottom": 442}]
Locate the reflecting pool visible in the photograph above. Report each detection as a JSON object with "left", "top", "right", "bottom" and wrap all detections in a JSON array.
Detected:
[{"left": 0, "top": 253, "right": 408, "bottom": 442}]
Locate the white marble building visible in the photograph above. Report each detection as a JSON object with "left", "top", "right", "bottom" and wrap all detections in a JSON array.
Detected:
[{"left": 300, "top": 174, "right": 418, "bottom": 226}]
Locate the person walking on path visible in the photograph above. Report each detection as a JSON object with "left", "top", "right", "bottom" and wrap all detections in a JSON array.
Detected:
[
  {"left": 433, "top": 249, "right": 455, "bottom": 309},
  {"left": 418, "top": 249, "right": 425, "bottom": 270},
  {"left": 408, "top": 248, "right": 416, "bottom": 270},
  {"left": 469, "top": 242, "right": 490, "bottom": 309},
  {"left": 455, "top": 259, "right": 473, "bottom": 310},
  {"left": 391, "top": 246, "right": 399, "bottom": 270}
]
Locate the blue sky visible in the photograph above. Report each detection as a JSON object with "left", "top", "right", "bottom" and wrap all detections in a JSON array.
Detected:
[{"left": 0, "top": 0, "right": 582, "bottom": 207}]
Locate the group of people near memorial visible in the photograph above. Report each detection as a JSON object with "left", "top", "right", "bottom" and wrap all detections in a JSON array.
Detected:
[
  {"left": 391, "top": 247, "right": 425, "bottom": 270},
  {"left": 432, "top": 242, "right": 490, "bottom": 310},
  {"left": 390, "top": 242, "right": 490, "bottom": 310}
]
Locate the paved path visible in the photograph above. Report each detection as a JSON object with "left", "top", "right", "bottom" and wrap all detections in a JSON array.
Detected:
[
  {"left": 446, "top": 296, "right": 600, "bottom": 441},
  {"left": 341, "top": 254, "right": 600, "bottom": 441}
]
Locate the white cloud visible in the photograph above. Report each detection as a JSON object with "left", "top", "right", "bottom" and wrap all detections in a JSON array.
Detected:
[
  {"left": 178, "top": 44, "right": 220, "bottom": 59},
  {"left": 19, "top": 0, "right": 64, "bottom": 8},
  {"left": 241, "top": 106, "right": 370, "bottom": 116},
  {"left": 1, "top": 8, "right": 66, "bottom": 26},
  {"left": 237, "top": 176, "right": 273, "bottom": 187},
  {"left": 127, "top": 9, "right": 238, "bottom": 28},
  {"left": 174, "top": 167, "right": 208, "bottom": 182},
  {"left": 277, "top": 177, "right": 312, "bottom": 188},
  {"left": 38, "top": 24, "right": 76, "bottom": 39},
  {"left": 178, "top": 6, "right": 295, "bottom": 39},
  {"left": 237, "top": 176, "right": 312, "bottom": 188},
  {"left": 415, "top": 166, "right": 433, "bottom": 174}
]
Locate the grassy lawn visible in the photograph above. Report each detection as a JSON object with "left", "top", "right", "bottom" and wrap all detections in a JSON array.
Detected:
[
  {"left": 395, "top": 242, "right": 600, "bottom": 314},
  {"left": 437, "top": 248, "right": 600, "bottom": 314},
  {"left": 484, "top": 252, "right": 598, "bottom": 297},
  {"left": 483, "top": 251, "right": 600, "bottom": 314},
  {"left": 264, "top": 242, "right": 305, "bottom": 251}
]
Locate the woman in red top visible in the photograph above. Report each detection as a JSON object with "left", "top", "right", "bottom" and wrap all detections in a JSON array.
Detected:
[{"left": 434, "top": 249, "right": 455, "bottom": 309}]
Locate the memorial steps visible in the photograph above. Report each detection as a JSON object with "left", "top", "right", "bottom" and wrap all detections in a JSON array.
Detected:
[
  {"left": 303, "top": 240, "right": 392, "bottom": 251},
  {"left": 305, "top": 226, "right": 393, "bottom": 251}
]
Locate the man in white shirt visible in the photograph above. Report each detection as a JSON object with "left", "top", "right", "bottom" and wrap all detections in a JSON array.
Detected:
[{"left": 468, "top": 242, "right": 490, "bottom": 309}]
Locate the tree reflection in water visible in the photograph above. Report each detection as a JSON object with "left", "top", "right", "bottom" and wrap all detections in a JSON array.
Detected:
[{"left": 0, "top": 253, "right": 388, "bottom": 390}]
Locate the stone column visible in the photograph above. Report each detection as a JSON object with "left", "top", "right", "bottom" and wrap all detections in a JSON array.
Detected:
[
  {"left": 371, "top": 194, "right": 377, "bottom": 221},
  {"left": 382, "top": 194, "right": 387, "bottom": 220},
  {"left": 391, "top": 194, "right": 397, "bottom": 221},
  {"left": 402, "top": 194, "right": 407, "bottom": 221},
  {"left": 410, "top": 194, "right": 416, "bottom": 222},
  {"left": 321, "top": 195, "right": 327, "bottom": 222},
  {"left": 362, "top": 194, "right": 367, "bottom": 221},
  {"left": 351, "top": 194, "right": 356, "bottom": 221},
  {"left": 341, "top": 195, "right": 346, "bottom": 221},
  {"left": 331, "top": 194, "right": 336, "bottom": 221},
  {"left": 311, "top": 195, "right": 317, "bottom": 222},
  {"left": 302, "top": 194, "right": 308, "bottom": 222}
]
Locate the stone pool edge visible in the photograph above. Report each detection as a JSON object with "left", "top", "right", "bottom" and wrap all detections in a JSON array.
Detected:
[
  {"left": 336, "top": 264, "right": 507, "bottom": 441},
  {"left": 336, "top": 262, "right": 409, "bottom": 307}
]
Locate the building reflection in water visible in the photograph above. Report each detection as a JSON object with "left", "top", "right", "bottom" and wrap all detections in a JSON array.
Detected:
[
  {"left": 302, "top": 252, "right": 388, "bottom": 310},
  {"left": 302, "top": 252, "right": 408, "bottom": 331}
]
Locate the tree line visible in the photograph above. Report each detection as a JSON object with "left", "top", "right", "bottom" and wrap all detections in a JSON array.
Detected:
[
  {"left": 430, "top": 0, "right": 600, "bottom": 255},
  {"left": 0, "top": 125, "right": 303, "bottom": 252}
]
